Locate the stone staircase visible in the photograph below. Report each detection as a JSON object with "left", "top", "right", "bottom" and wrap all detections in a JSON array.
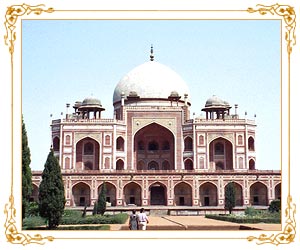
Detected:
[{"left": 149, "top": 209, "right": 169, "bottom": 216}]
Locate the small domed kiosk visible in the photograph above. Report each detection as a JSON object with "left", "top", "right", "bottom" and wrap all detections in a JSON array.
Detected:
[
  {"left": 202, "top": 95, "right": 232, "bottom": 120},
  {"left": 76, "top": 96, "right": 105, "bottom": 119}
]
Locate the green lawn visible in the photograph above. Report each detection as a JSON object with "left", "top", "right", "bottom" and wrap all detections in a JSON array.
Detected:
[{"left": 22, "top": 209, "right": 128, "bottom": 230}]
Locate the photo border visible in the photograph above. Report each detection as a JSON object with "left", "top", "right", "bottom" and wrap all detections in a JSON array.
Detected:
[{"left": 2, "top": 2, "right": 296, "bottom": 246}]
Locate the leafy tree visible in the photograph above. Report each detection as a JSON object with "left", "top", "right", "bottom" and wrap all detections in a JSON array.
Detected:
[
  {"left": 225, "top": 182, "right": 236, "bottom": 214},
  {"left": 97, "top": 182, "right": 107, "bottom": 215},
  {"left": 38, "top": 148, "right": 65, "bottom": 229},
  {"left": 22, "top": 116, "right": 32, "bottom": 219}
]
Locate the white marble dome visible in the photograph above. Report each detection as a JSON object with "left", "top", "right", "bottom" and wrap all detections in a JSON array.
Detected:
[{"left": 113, "top": 61, "right": 190, "bottom": 104}]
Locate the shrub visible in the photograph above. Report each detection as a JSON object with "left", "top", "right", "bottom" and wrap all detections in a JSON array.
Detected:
[
  {"left": 63, "top": 209, "right": 82, "bottom": 218},
  {"left": 269, "top": 199, "right": 281, "bottom": 213},
  {"left": 61, "top": 213, "right": 128, "bottom": 225},
  {"left": 23, "top": 216, "right": 46, "bottom": 229},
  {"left": 26, "top": 202, "right": 40, "bottom": 217},
  {"left": 25, "top": 225, "right": 110, "bottom": 230},
  {"left": 205, "top": 213, "right": 280, "bottom": 224},
  {"left": 245, "top": 206, "right": 260, "bottom": 216},
  {"left": 23, "top": 212, "right": 128, "bottom": 229}
]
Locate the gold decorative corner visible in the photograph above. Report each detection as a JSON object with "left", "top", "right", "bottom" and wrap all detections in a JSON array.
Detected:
[
  {"left": 247, "top": 195, "right": 296, "bottom": 245},
  {"left": 4, "top": 3, "right": 55, "bottom": 246},
  {"left": 4, "top": 3, "right": 54, "bottom": 54},
  {"left": 4, "top": 195, "right": 54, "bottom": 245},
  {"left": 247, "top": 3, "right": 296, "bottom": 54}
]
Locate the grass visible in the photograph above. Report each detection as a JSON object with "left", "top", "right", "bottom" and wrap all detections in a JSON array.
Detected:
[{"left": 22, "top": 209, "right": 128, "bottom": 230}]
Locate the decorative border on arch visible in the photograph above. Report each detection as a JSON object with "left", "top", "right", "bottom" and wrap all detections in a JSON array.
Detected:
[{"left": 207, "top": 132, "right": 234, "bottom": 145}]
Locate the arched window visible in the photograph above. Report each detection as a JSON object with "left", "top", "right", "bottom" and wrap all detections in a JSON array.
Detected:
[
  {"left": 239, "top": 157, "right": 243, "bottom": 169},
  {"left": 65, "top": 157, "right": 70, "bottom": 169},
  {"left": 148, "top": 141, "right": 159, "bottom": 151},
  {"left": 116, "top": 137, "right": 124, "bottom": 151},
  {"left": 184, "top": 137, "right": 193, "bottom": 151},
  {"left": 184, "top": 159, "right": 193, "bottom": 170},
  {"left": 248, "top": 137, "right": 255, "bottom": 151},
  {"left": 84, "top": 142, "right": 94, "bottom": 155},
  {"left": 66, "top": 135, "right": 71, "bottom": 145},
  {"left": 249, "top": 159, "right": 255, "bottom": 170},
  {"left": 53, "top": 137, "right": 60, "bottom": 151},
  {"left": 105, "top": 135, "right": 110, "bottom": 145},
  {"left": 199, "top": 157, "right": 204, "bottom": 169},
  {"left": 116, "top": 159, "right": 124, "bottom": 170},
  {"left": 105, "top": 157, "right": 110, "bottom": 169},
  {"left": 238, "top": 135, "right": 243, "bottom": 145},
  {"left": 148, "top": 161, "right": 159, "bottom": 170},
  {"left": 215, "top": 142, "right": 224, "bottom": 155},
  {"left": 199, "top": 135, "right": 204, "bottom": 145}
]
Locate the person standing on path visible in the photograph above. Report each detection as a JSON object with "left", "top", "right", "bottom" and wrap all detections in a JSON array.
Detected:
[
  {"left": 129, "top": 209, "right": 139, "bottom": 230},
  {"left": 137, "top": 207, "right": 149, "bottom": 230}
]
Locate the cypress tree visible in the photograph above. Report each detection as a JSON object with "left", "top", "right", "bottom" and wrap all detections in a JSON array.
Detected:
[
  {"left": 22, "top": 116, "right": 32, "bottom": 219},
  {"left": 225, "top": 182, "right": 236, "bottom": 214},
  {"left": 38, "top": 148, "right": 65, "bottom": 229},
  {"left": 97, "top": 182, "right": 107, "bottom": 215}
]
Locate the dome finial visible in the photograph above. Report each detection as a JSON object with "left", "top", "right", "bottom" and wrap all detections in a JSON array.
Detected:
[{"left": 150, "top": 44, "right": 154, "bottom": 61}]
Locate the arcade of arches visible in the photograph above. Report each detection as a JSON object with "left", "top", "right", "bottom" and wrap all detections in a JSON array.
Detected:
[{"left": 31, "top": 181, "right": 281, "bottom": 207}]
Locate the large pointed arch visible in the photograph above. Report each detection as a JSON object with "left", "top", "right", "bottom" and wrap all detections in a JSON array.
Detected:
[
  {"left": 75, "top": 137, "right": 100, "bottom": 170},
  {"left": 123, "top": 182, "right": 142, "bottom": 206},
  {"left": 149, "top": 182, "right": 167, "bottom": 205},
  {"left": 174, "top": 182, "right": 192, "bottom": 206},
  {"left": 275, "top": 183, "right": 281, "bottom": 200},
  {"left": 199, "top": 182, "right": 218, "bottom": 206},
  {"left": 250, "top": 182, "right": 268, "bottom": 206},
  {"left": 72, "top": 182, "right": 91, "bottom": 206},
  {"left": 209, "top": 137, "right": 233, "bottom": 170},
  {"left": 225, "top": 182, "right": 243, "bottom": 206},
  {"left": 134, "top": 123, "right": 175, "bottom": 171},
  {"left": 98, "top": 182, "right": 117, "bottom": 206}
]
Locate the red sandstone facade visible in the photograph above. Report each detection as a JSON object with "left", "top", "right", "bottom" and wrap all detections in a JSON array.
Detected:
[{"left": 32, "top": 51, "right": 281, "bottom": 210}]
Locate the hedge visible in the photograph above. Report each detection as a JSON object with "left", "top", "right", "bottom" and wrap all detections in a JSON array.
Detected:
[
  {"left": 25, "top": 225, "right": 110, "bottom": 230},
  {"left": 205, "top": 214, "right": 280, "bottom": 224},
  {"left": 23, "top": 212, "right": 128, "bottom": 230},
  {"left": 61, "top": 213, "right": 128, "bottom": 225}
]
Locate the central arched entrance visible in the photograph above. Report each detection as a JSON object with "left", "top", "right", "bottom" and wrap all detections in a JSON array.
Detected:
[
  {"left": 134, "top": 123, "right": 175, "bottom": 171},
  {"left": 124, "top": 182, "right": 142, "bottom": 206},
  {"left": 150, "top": 182, "right": 167, "bottom": 205},
  {"left": 174, "top": 182, "right": 192, "bottom": 206}
]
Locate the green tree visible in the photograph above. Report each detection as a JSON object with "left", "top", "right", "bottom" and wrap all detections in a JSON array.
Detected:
[
  {"left": 268, "top": 199, "right": 281, "bottom": 213},
  {"left": 225, "top": 182, "right": 236, "bottom": 214},
  {"left": 38, "top": 148, "right": 65, "bottom": 229},
  {"left": 97, "top": 182, "right": 107, "bottom": 215},
  {"left": 22, "top": 116, "right": 32, "bottom": 219}
]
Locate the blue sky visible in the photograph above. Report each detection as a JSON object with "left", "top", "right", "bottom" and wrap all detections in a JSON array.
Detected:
[{"left": 22, "top": 20, "right": 280, "bottom": 170}]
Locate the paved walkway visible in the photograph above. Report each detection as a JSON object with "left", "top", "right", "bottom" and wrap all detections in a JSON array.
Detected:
[{"left": 112, "top": 216, "right": 281, "bottom": 231}]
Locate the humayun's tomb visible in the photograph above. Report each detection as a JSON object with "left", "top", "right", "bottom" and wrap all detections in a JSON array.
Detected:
[{"left": 32, "top": 47, "right": 281, "bottom": 214}]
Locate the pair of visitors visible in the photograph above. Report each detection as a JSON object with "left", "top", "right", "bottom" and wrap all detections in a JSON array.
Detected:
[{"left": 129, "top": 208, "right": 149, "bottom": 230}]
